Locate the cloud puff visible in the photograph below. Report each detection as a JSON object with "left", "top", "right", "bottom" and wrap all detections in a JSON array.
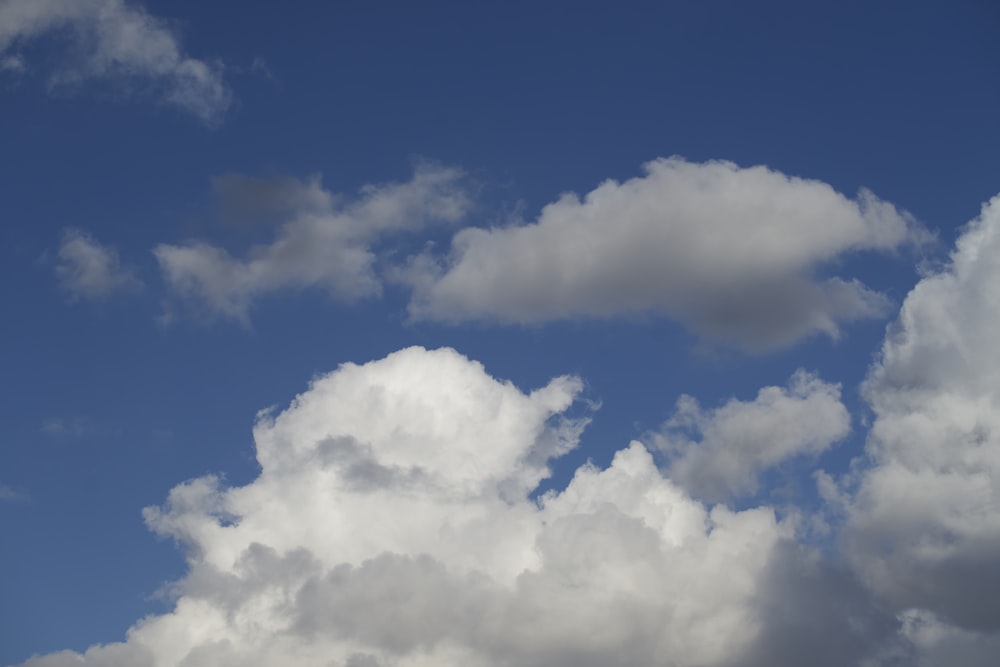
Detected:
[
  {"left": 654, "top": 370, "right": 850, "bottom": 502},
  {"left": 155, "top": 164, "right": 470, "bottom": 324},
  {"left": 11, "top": 346, "right": 899, "bottom": 667},
  {"left": 404, "top": 158, "right": 925, "bottom": 350},
  {"left": 54, "top": 228, "right": 143, "bottom": 301},
  {"left": 844, "top": 195, "right": 1000, "bottom": 633},
  {"left": 0, "top": 0, "right": 231, "bottom": 123}
]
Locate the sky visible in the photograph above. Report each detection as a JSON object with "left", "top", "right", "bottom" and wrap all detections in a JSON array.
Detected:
[{"left": 1, "top": 0, "right": 999, "bottom": 665}]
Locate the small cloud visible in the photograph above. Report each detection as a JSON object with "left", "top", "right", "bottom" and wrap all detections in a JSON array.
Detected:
[
  {"left": 0, "top": 0, "right": 233, "bottom": 124},
  {"left": 0, "top": 484, "right": 29, "bottom": 503},
  {"left": 156, "top": 163, "right": 470, "bottom": 324},
  {"left": 653, "top": 369, "right": 851, "bottom": 502},
  {"left": 249, "top": 56, "right": 277, "bottom": 82},
  {"left": 54, "top": 228, "right": 143, "bottom": 302},
  {"left": 40, "top": 417, "right": 90, "bottom": 437},
  {"left": 1, "top": 53, "right": 26, "bottom": 73}
]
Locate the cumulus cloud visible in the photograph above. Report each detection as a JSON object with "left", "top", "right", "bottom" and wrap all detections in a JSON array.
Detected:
[
  {"left": 654, "top": 370, "right": 850, "bottom": 502},
  {"left": 54, "top": 228, "right": 143, "bottom": 301},
  {"left": 12, "top": 346, "right": 900, "bottom": 667},
  {"left": 404, "top": 157, "right": 925, "bottom": 350},
  {"left": 0, "top": 0, "right": 231, "bottom": 123},
  {"left": 155, "top": 164, "right": 470, "bottom": 324},
  {"left": 843, "top": 194, "right": 1000, "bottom": 634}
]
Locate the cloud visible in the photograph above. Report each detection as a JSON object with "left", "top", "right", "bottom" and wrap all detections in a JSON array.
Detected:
[
  {"left": 11, "top": 346, "right": 901, "bottom": 667},
  {"left": 40, "top": 417, "right": 90, "bottom": 437},
  {"left": 0, "top": 483, "right": 29, "bottom": 503},
  {"left": 898, "top": 610, "right": 1000, "bottom": 667},
  {"left": 155, "top": 164, "right": 470, "bottom": 324},
  {"left": 843, "top": 195, "right": 1000, "bottom": 633},
  {"left": 654, "top": 370, "right": 850, "bottom": 502},
  {"left": 210, "top": 173, "right": 334, "bottom": 232},
  {"left": 0, "top": 0, "right": 232, "bottom": 123},
  {"left": 0, "top": 52, "right": 24, "bottom": 72},
  {"left": 54, "top": 228, "right": 143, "bottom": 301},
  {"left": 404, "top": 157, "right": 926, "bottom": 350}
]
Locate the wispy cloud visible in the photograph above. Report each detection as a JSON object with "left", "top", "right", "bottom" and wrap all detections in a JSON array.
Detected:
[
  {"left": 54, "top": 228, "right": 143, "bottom": 301},
  {"left": 155, "top": 164, "right": 471, "bottom": 324},
  {"left": 0, "top": 52, "right": 25, "bottom": 73},
  {"left": 0, "top": 484, "right": 29, "bottom": 503},
  {"left": 0, "top": 0, "right": 232, "bottom": 124},
  {"left": 40, "top": 417, "right": 91, "bottom": 437}
]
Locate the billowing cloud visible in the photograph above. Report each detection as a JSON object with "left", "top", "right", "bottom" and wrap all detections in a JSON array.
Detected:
[
  {"left": 12, "top": 347, "right": 899, "bottom": 667},
  {"left": 0, "top": 0, "right": 231, "bottom": 123},
  {"left": 54, "top": 228, "right": 143, "bottom": 301},
  {"left": 654, "top": 370, "right": 850, "bottom": 502},
  {"left": 843, "top": 194, "right": 1000, "bottom": 634},
  {"left": 155, "top": 164, "right": 470, "bottom": 324},
  {"left": 404, "top": 157, "right": 925, "bottom": 350}
]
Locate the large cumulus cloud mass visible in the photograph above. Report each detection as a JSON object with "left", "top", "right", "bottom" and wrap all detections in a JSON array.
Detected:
[
  {"left": 17, "top": 192, "right": 1000, "bottom": 667},
  {"left": 841, "top": 195, "right": 1000, "bottom": 661},
  {"left": 13, "top": 347, "right": 897, "bottom": 667}
]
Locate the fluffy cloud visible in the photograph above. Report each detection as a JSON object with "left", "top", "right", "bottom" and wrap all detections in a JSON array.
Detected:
[
  {"left": 405, "top": 157, "right": 925, "bottom": 350},
  {"left": 155, "top": 164, "right": 470, "bottom": 324},
  {"left": 655, "top": 370, "right": 850, "bottom": 502},
  {"left": 54, "top": 228, "right": 143, "bottom": 301},
  {"left": 12, "top": 347, "right": 898, "bottom": 667},
  {"left": 0, "top": 0, "right": 231, "bottom": 123},
  {"left": 844, "top": 195, "right": 1000, "bottom": 633}
]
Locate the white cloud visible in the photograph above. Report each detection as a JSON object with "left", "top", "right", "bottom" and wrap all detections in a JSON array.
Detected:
[
  {"left": 12, "top": 346, "right": 899, "bottom": 667},
  {"left": 655, "top": 370, "right": 850, "bottom": 502},
  {"left": 54, "top": 228, "right": 143, "bottom": 301},
  {"left": 404, "top": 157, "right": 925, "bottom": 350},
  {"left": 155, "top": 164, "right": 470, "bottom": 324},
  {"left": 0, "top": 0, "right": 231, "bottom": 123},
  {"left": 844, "top": 194, "right": 1000, "bottom": 632}
]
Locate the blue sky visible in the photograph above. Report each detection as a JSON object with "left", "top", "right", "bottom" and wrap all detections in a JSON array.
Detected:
[{"left": 2, "top": 1, "right": 999, "bottom": 665}]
